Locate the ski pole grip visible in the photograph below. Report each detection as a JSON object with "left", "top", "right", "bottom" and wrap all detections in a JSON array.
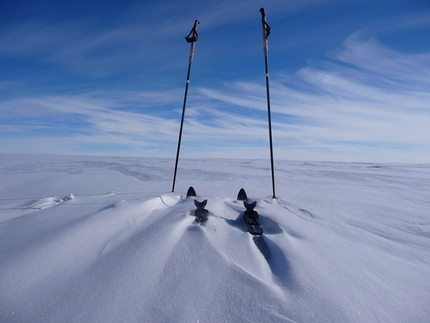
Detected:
[
  {"left": 259, "top": 7, "right": 266, "bottom": 21},
  {"left": 185, "top": 20, "right": 200, "bottom": 43},
  {"left": 259, "top": 8, "right": 271, "bottom": 38}
]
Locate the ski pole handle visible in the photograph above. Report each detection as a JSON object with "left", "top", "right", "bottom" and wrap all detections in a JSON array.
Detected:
[
  {"left": 259, "top": 8, "right": 271, "bottom": 54},
  {"left": 259, "top": 8, "right": 266, "bottom": 25},
  {"left": 185, "top": 20, "right": 199, "bottom": 64},
  {"left": 259, "top": 8, "right": 271, "bottom": 38},
  {"left": 185, "top": 20, "right": 200, "bottom": 43}
]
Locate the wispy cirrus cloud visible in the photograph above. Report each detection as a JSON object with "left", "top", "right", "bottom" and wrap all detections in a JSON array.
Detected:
[
  {"left": 0, "top": 0, "right": 365, "bottom": 81},
  {"left": 188, "top": 35, "right": 430, "bottom": 161},
  {"left": 1, "top": 31, "right": 429, "bottom": 161},
  {"left": 0, "top": 90, "right": 184, "bottom": 155}
]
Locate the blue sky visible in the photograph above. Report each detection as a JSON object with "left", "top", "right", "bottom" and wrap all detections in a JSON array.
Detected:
[{"left": 1, "top": 0, "right": 429, "bottom": 162}]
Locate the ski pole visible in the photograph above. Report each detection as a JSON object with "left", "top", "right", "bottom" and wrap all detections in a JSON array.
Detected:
[
  {"left": 172, "top": 19, "right": 199, "bottom": 193},
  {"left": 259, "top": 8, "right": 276, "bottom": 199}
]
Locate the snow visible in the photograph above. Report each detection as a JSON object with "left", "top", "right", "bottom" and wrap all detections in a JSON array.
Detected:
[{"left": 1, "top": 154, "right": 429, "bottom": 322}]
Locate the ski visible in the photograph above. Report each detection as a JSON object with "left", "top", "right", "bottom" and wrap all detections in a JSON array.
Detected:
[
  {"left": 186, "top": 186, "right": 197, "bottom": 198},
  {"left": 236, "top": 188, "right": 264, "bottom": 235},
  {"left": 237, "top": 188, "right": 270, "bottom": 260},
  {"left": 187, "top": 187, "right": 270, "bottom": 260},
  {"left": 237, "top": 188, "right": 248, "bottom": 201}
]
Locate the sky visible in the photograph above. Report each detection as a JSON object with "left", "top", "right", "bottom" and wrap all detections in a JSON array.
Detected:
[{"left": 1, "top": 0, "right": 429, "bottom": 162}]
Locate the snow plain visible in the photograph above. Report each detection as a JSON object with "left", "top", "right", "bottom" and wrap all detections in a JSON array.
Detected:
[{"left": 1, "top": 154, "right": 429, "bottom": 323}]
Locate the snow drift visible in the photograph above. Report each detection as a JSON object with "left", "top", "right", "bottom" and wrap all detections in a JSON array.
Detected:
[{"left": 1, "top": 154, "right": 429, "bottom": 322}]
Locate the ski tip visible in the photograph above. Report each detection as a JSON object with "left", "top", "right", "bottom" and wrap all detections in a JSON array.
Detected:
[
  {"left": 237, "top": 188, "right": 248, "bottom": 201},
  {"left": 186, "top": 186, "right": 197, "bottom": 198}
]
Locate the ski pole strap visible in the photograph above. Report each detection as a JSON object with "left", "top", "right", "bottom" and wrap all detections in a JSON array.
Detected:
[
  {"left": 185, "top": 20, "right": 200, "bottom": 43},
  {"left": 259, "top": 8, "right": 271, "bottom": 38}
]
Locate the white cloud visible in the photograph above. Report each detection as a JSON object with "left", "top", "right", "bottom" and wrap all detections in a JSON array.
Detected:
[
  {"left": 1, "top": 33, "right": 429, "bottom": 162},
  {"left": 188, "top": 36, "right": 430, "bottom": 161}
]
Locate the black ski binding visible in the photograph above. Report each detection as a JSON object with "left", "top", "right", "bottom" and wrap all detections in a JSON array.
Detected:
[
  {"left": 186, "top": 186, "right": 196, "bottom": 198},
  {"left": 194, "top": 199, "right": 208, "bottom": 223},
  {"left": 244, "top": 201, "right": 263, "bottom": 235}
]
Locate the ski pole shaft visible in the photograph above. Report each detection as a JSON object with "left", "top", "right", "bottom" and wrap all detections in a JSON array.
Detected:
[
  {"left": 259, "top": 8, "right": 276, "bottom": 199},
  {"left": 172, "top": 46, "right": 193, "bottom": 192},
  {"left": 172, "top": 20, "right": 199, "bottom": 193}
]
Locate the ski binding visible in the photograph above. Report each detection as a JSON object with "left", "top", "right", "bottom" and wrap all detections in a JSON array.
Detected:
[
  {"left": 243, "top": 200, "right": 263, "bottom": 235},
  {"left": 194, "top": 199, "right": 208, "bottom": 224}
]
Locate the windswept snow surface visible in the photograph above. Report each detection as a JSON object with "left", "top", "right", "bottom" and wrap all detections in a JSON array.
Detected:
[{"left": 1, "top": 154, "right": 429, "bottom": 323}]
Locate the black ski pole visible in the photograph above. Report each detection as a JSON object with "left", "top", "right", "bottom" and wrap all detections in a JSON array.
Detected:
[
  {"left": 172, "top": 20, "right": 200, "bottom": 193},
  {"left": 259, "top": 8, "right": 276, "bottom": 199}
]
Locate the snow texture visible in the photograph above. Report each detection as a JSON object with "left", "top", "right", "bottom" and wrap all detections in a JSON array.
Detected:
[{"left": 1, "top": 154, "right": 429, "bottom": 322}]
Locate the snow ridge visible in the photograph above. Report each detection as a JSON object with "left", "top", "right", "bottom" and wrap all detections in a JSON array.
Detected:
[{"left": 1, "top": 155, "right": 429, "bottom": 322}]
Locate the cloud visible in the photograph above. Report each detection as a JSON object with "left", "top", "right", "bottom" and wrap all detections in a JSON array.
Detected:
[
  {"left": 0, "top": 0, "right": 358, "bottom": 80},
  {"left": 1, "top": 32, "right": 429, "bottom": 162},
  {"left": 188, "top": 35, "right": 430, "bottom": 161},
  {"left": 0, "top": 90, "right": 184, "bottom": 155},
  {"left": 332, "top": 33, "right": 430, "bottom": 89},
  {"left": 0, "top": 17, "right": 190, "bottom": 78}
]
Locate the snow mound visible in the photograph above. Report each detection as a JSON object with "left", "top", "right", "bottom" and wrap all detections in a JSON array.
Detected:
[
  {"left": 1, "top": 155, "right": 429, "bottom": 322},
  {"left": 26, "top": 193, "right": 75, "bottom": 210}
]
